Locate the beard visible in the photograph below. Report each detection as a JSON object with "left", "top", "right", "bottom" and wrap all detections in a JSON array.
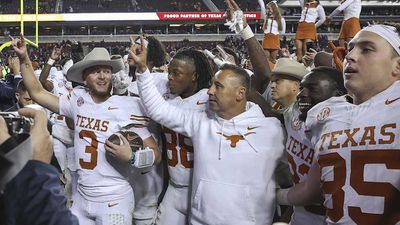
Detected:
[{"left": 86, "top": 82, "right": 112, "bottom": 99}]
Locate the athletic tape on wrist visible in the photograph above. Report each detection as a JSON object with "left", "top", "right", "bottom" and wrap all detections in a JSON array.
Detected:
[
  {"left": 240, "top": 25, "right": 255, "bottom": 41},
  {"left": 47, "top": 58, "right": 55, "bottom": 66},
  {"left": 276, "top": 188, "right": 291, "bottom": 205}
]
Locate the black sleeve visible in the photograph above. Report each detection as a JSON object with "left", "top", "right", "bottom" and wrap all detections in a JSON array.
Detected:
[{"left": 4, "top": 160, "right": 79, "bottom": 225}]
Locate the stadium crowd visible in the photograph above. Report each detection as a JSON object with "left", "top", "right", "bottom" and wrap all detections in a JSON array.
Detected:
[{"left": 1, "top": 0, "right": 400, "bottom": 225}]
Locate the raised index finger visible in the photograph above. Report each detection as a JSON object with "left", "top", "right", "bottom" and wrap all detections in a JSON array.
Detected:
[
  {"left": 129, "top": 35, "right": 136, "bottom": 45},
  {"left": 229, "top": 0, "right": 240, "bottom": 10}
]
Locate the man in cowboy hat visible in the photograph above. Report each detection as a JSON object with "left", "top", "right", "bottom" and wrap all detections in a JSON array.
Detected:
[
  {"left": 270, "top": 58, "right": 309, "bottom": 110},
  {"left": 11, "top": 35, "right": 161, "bottom": 225}
]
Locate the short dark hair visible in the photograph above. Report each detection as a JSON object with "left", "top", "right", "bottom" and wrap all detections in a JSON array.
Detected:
[
  {"left": 311, "top": 66, "right": 347, "bottom": 95},
  {"left": 219, "top": 63, "right": 250, "bottom": 93},
  {"left": 16, "top": 80, "right": 27, "bottom": 93},
  {"left": 173, "top": 48, "right": 213, "bottom": 92},
  {"left": 146, "top": 36, "right": 167, "bottom": 67}
]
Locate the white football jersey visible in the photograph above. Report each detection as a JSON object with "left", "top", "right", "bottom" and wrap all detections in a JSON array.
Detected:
[
  {"left": 164, "top": 88, "right": 209, "bottom": 186},
  {"left": 306, "top": 81, "right": 400, "bottom": 225},
  {"left": 49, "top": 70, "right": 72, "bottom": 127},
  {"left": 283, "top": 103, "right": 326, "bottom": 225},
  {"left": 60, "top": 87, "right": 151, "bottom": 202},
  {"left": 128, "top": 74, "right": 167, "bottom": 220},
  {"left": 132, "top": 73, "right": 209, "bottom": 186},
  {"left": 128, "top": 72, "right": 168, "bottom": 95}
]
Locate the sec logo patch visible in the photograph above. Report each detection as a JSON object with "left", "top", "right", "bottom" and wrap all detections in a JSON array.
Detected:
[
  {"left": 77, "top": 97, "right": 85, "bottom": 107},
  {"left": 317, "top": 107, "right": 330, "bottom": 121}
]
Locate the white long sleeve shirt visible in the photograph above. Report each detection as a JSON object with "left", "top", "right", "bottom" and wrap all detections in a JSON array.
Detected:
[
  {"left": 329, "top": 0, "right": 362, "bottom": 20},
  {"left": 264, "top": 17, "right": 286, "bottom": 35},
  {"left": 137, "top": 69, "right": 286, "bottom": 225},
  {"left": 299, "top": 0, "right": 326, "bottom": 28}
]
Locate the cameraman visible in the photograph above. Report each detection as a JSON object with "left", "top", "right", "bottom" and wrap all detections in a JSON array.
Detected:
[
  {"left": 4, "top": 80, "right": 33, "bottom": 112},
  {"left": 0, "top": 108, "right": 78, "bottom": 225},
  {"left": 0, "top": 56, "right": 22, "bottom": 111}
]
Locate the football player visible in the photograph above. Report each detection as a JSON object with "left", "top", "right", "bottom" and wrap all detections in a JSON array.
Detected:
[
  {"left": 279, "top": 24, "right": 400, "bottom": 224},
  {"left": 11, "top": 35, "right": 161, "bottom": 225},
  {"left": 132, "top": 34, "right": 286, "bottom": 225},
  {"left": 39, "top": 45, "right": 76, "bottom": 206},
  {"left": 153, "top": 47, "right": 213, "bottom": 225}
]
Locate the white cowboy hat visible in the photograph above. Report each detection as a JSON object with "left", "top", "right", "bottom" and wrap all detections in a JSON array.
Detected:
[
  {"left": 271, "top": 58, "right": 309, "bottom": 81},
  {"left": 66, "top": 47, "right": 124, "bottom": 84}
]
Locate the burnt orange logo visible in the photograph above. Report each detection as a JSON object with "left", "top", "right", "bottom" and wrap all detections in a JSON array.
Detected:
[{"left": 216, "top": 132, "right": 255, "bottom": 148}]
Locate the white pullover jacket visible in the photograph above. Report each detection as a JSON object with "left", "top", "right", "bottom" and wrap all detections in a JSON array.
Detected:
[{"left": 137, "top": 69, "right": 286, "bottom": 225}]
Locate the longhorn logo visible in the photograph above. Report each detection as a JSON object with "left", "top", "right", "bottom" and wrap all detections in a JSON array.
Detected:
[{"left": 216, "top": 132, "right": 256, "bottom": 148}]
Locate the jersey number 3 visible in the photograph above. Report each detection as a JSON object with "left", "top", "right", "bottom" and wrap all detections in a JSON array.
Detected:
[{"left": 79, "top": 130, "right": 98, "bottom": 170}]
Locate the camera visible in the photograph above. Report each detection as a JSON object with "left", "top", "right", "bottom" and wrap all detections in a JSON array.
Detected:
[
  {"left": 306, "top": 42, "right": 316, "bottom": 52},
  {"left": 0, "top": 112, "right": 31, "bottom": 136}
]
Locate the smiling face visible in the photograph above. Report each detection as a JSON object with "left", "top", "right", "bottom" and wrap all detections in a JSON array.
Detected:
[
  {"left": 167, "top": 58, "right": 197, "bottom": 98},
  {"left": 297, "top": 72, "right": 339, "bottom": 121},
  {"left": 83, "top": 65, "right": 113, "bottom": 101},
  {"left": 16, "top": 90, "right": 33, "bottom": 107},
  {"left": 344, "top": 30, "right": 400, "bottom": 104}
]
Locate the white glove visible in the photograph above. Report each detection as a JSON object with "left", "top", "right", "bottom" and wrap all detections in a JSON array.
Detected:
[
  {"left": 112, "top": 69, "right": 132, "bottom": 95},
  {"left": 203, "top": 46, "right": 236, "bottom": 68},
  {"left": 224, "top": 10, "right": 245, "bottom": 34}
]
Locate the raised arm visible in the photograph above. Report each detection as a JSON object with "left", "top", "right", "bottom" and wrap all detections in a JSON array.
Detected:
[
  {"left": 225, "top": 0, "right": 281, "bottom": 119},
  {"left": 329, "top": 0, "right": 355, "bottom": 17},
  {"left": 11, "top": 35, "right": 60, "bottom": 113},
  {"left": 39, "top": 45, "right": 63, "bottom": 92},
  {"left": 129, "top": 36, "right": 199, "bottom": 138},
  {"left": 226, "top": 0, "right": 272, "bottom": 94},
  {"left": 315, "top": 4, "right": 326, "bottom": 28},
  {"left": 258, "top": 0, "right": 267, "bottom": 20}
]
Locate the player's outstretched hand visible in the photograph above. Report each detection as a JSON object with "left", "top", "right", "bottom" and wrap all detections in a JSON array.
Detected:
[
  {"left": 10, "top": 34, "right": 29, "bottom": 63},
  {"left": 50, "top": 44, "right": 63, "bottom": 61},
  {"left": 224, "top": 0, "right": 247, "bottom": 33},
  {"left": 105, "top": 133, "right": 132, "bottom": 163},
  {"left": 18, "top": 107, "right": 53, "bottom": 164},
  {"left": 128, "top": 35, "right": 148, "bottom": 73}
]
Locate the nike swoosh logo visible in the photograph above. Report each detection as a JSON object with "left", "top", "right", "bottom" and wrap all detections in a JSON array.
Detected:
[
  {"left": 385, "top": 97, "right": 400, "bottom": 105},
  {"left": 141, "top": 171, "right": 151, "bottom": 175},
  {"left": 108, "top": 202, "right": 119, "bottom": 208},
  {"left": 247, "top": 126, "right": 259, "bottom": 130},
  {"left": 196, "top": 101, "right": 207, "bottom": 105},
  {"left": 108, "top": 106, "right": 118, "bottom": 110}
]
